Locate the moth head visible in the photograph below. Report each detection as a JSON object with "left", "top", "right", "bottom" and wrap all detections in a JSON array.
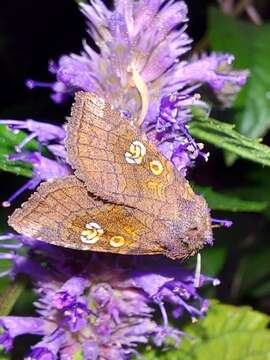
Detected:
[{"left": 163, "top": 195, "right": 213, "bottom": 260}]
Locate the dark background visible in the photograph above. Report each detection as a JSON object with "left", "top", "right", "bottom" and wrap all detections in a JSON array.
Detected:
[{"left": 1, "top": 0, "right": 270, "bottom": 314}]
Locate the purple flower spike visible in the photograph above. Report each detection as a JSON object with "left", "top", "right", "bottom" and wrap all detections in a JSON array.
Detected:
[
  {"left": 0, "top": 238, "right": 215, "bottom": 358},
  {"left": 24, "top": 0, "right": 247, "bottom": 174},
  {"left": 35, "top": 0, "right": 247, "bottom": 128},
  {"left": 48, "top": 0, "right": 193, "bottom": 124}
]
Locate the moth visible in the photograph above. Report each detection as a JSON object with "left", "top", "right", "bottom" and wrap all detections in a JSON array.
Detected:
[{"left": 8, "top": 92, "right": 213, "bottom": 260}]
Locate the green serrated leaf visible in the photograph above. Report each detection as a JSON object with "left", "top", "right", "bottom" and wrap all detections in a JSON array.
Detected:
[
  {"left": 0, "top": 125, "right": 36, "bottom": 177},
  {"left": 0, "top": 277, "right": 11, "bottom": 295},
  {"left": 144, "top": 303, "right": 270, "bottom": 360},
  {"left": 208, "top": 8, "right": 270, "bottom": 141},
  {"left": 0, "top": 278, "right": 26, "bottom": 316},
  {"left": 194, "top": 185, "right": 267, "bottom": 212},
  {"left": 190, "top": 109, "right": 270, "bottom": 167}
]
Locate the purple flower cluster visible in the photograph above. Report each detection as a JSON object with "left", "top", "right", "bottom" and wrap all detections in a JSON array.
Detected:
[
  {"left": 0, "top": 234, "right": 219, "bottom": 359},
  {"left": 27, "top": 0, "right": 248, "bottom": 174},
  {"left": 0, "top": 0, "right": 246, "bottom": 358},
  {"left": 1, "top": 7, "right": 248, "bottom": 201}
]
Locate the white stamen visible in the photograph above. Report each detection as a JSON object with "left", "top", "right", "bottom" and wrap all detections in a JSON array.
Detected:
[
  {"left": 205, "top": 152, "right": 210, "bottom": 162},
  {"left": 128, "top": 63, "right": 149, "bottom": 127},
  {"left": 198, "top": 143, "right": 204, "bottom": 150},
  {"left": 194, "top": 253, "right": 201, "bottom": 288}
]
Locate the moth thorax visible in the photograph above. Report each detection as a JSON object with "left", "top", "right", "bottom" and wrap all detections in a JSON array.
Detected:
[
  {"left": 125, "top": 140, "right": 146, "bottom": 164},
  {"left": 80, "top": 222, "right": 104, "bottom": 244}
]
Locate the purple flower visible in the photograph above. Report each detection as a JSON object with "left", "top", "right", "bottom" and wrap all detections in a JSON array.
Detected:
[
  {"left": 0, "top": 119, "right": 70, "bottom": 207},
  {"left": 0, "top": 317, "right": 49, "bottom": 352},
  {"left": 31, "top": 2, "right": 246, "bottom": 114},
  {"left": 177, "top": 53, "right": 247, "bottom": 90},
  {"left": 0, "top": 119, "right": 65, "bottom": 150},
  {"left": 27, "top": 0, "right": 247, "bottom": 174},
  {"left": 218, "top": 0, "right": 262, "bottom": 25},
  {"left": 0, "top": 234, "right": 219, "bottom": 359},
  {"left": 2, "top": 1, "right": 248, "bottom": 187},
  {"left": 147, "top": 91, "right": 210, "bottom": 175}
]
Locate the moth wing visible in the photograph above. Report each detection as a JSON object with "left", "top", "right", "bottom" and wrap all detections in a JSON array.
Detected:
[
  {"left": 66, "top": 92, "right": 195, "bottom": 221},
  {"left": 8, "top": 176, "right": 168, "bottom": 255}
]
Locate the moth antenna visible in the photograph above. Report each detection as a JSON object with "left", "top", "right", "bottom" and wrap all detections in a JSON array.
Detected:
[
  {"left": 128, "top": 62, "right": 149, "bottom": 127},
  {"left": 194, "top": 252, "right": 201, "bottom": 288}
]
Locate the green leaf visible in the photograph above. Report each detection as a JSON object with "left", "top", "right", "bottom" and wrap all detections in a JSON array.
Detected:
[
  {"left": 194, "top": 185, "right": 267, "bottom": 212},
  {"left": 0, "top": 125, "right": 36, "bottom": 177},
  {"left": 227, "top": 167, "right": 270, "bottom": 220},
  {"left": 251, "top": 282, "right": 270, "bottom": 298},
  {"left": 199, "top": 247, "right": 226, "bottom": 278},
  {"left": 144, "top": 303, "right": 270, "bottom": 360},
  {"left": 209, "top": 8, "right": 270, "bottom": 141},
  {"left": 0, "top": 278, "right": 11, "bottom": 295},
  {"left": 0, "top": 277, "right": 26, "bottom": 316},
  {"left": 232, "top": 248, "right": 270, "bottom": 299},
  {"left": 0, "top": 354, "right": 9, "bottom": 360},
  {"left": 190, "top": 109, "right": 270, "bottom": 167}
]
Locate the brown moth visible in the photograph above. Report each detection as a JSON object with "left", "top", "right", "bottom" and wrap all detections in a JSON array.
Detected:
[{"left": 8, "top": 92, "right": 213, "bottom": 260}]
